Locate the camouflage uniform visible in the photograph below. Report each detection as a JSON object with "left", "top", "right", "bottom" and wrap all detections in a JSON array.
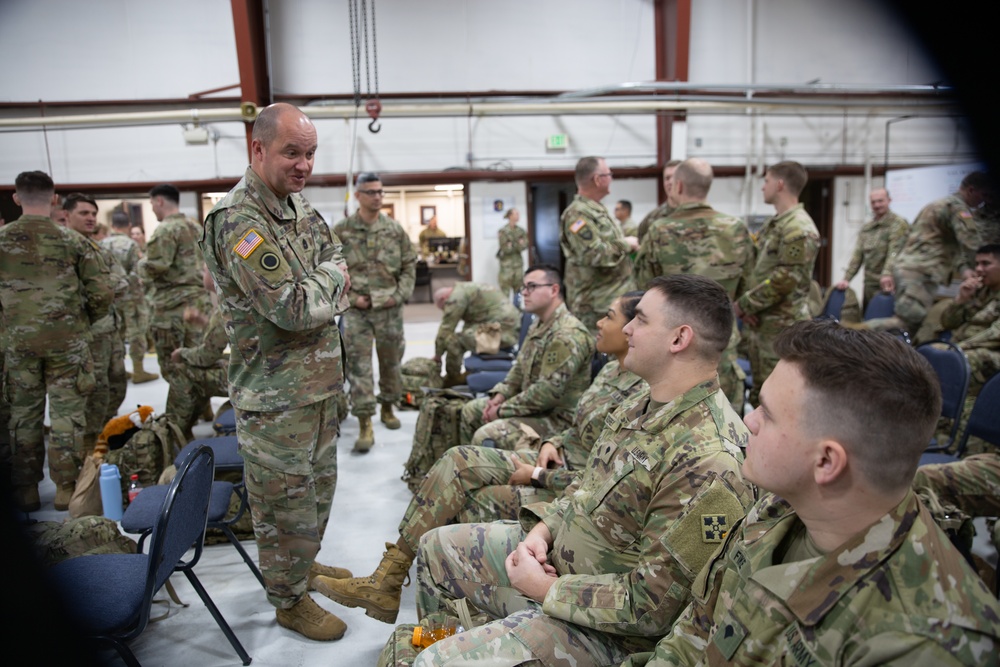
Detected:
[
  {"left": 164, "top": 304, "right": 228, "bottom": 436},
  {"left": 914, "top": 453, "right": 1000, "bottom": 519},
  {"left": 842, "top": 209, "right": 909, "bottom": 307},
  {"left": 559, "top": 195, "right": 636, "bottom": 333},
  {"left": 101, "top": 231, "right": 148, "bottom": 364},
  {"left": 398, "top": 361, "right": 644, "bottom": 553},
  {"left": 637, "top": 202, "right": 674, "bottom": 244},
  {"left": 435, "top": 282, "right": 520, "bottom": 378},
  {"left": 86, "top": 242, "right": 130, "bottom": 435},
  {"left": 414, "top": 379, "right": 754, "bottom": 666},
  {"left": 460, "top": 303, "right": 593, "bottom": 449},
  {"left": 885, "top": 194, "right": 981, "bottom": 335},
  {"left": 941, "top": 284, "right": 1000, "bottom": 395},
  {"left": 736, "top": 204, "right": 819, "bottom": 405},
  {"left": 631, "top": 491, "right": 1000, "bottom": 667},
  {"left": 418, "top": 226, "right": 447, "bottom": 255},
  {"left": 201, "top": 166, "right": 348, "bottom": 609},
  {"left": 0, "top": 214, "right": 111, "bottom": 488},
  {"left": 334, "top": 211, "right": 416, "bottom": 417},
  {"left": 142, "top": 212, "right": 206, "bottom": 387},
  {"left": 619, "top": 217, "right": 638, "bottom": 238},
  {"left": 635, "top": 201, "right": 755, "bottom": 410},
  {"left": 497, "top": 223, "right": 528, "bottom": 299}
]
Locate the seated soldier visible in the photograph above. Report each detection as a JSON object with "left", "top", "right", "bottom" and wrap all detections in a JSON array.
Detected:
[
  {"left": 630, "top": 320, "right": 1000, "bottom": 666},
  {"left": 165, "top": 265, "right": 228, "bottom": 440},
  {"left": 410, "top": 275, "right": 755, "bottom": 666},
  {"left": 313, "top": 291, "right": 646, "bottom": 624},
  {"left": 459, "top": 264, "right": 594, "bottom": 449},
  {"left": 432, "top": 283, "right": 520, "bottom": 385}
]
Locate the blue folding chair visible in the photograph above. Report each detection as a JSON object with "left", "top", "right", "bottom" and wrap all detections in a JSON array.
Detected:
[
  {"left": 921, "top": 372, "right": 1000, "bottom": 466},
  {"left": 915, "top": 342, "right": 970, "bottom": 455},
  {"left": 864, "top": 292, "right": 896, "bottom": 320},
  {"left": 50, "top": 445, "right": 252, "bottom": 666},
  {"left": 817, "top": 287, "right": 846, "bottom": 321}
]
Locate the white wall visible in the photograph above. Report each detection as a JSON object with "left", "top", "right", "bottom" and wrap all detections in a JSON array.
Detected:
[{"left": 467, "top": 181, "right": 527, "bottom": 285}]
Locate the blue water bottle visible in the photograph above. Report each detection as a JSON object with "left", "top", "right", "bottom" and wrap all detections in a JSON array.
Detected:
[{"left": 99, "top": 463, "right": 123, "bottom": 521}]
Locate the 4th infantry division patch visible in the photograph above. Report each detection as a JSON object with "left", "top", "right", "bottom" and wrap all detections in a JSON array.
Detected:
[{"left": 702, "top": 514, "right": 728, "bottom": 543}]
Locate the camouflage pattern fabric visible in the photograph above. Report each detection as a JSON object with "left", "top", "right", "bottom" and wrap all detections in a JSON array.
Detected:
[
  {"left": 736, "top": 204, "right": 819, "bottom": 404},
  {"left": 619, "top": 216, "right": 638, "bottom": 238},
  {"left": 402, "top": 389, "right": 471, "bottom": 493},
  {"left": 400, "top": 357, "right": 444, "bottom": 408},
  {"left": 202, "top": 166, "right": 348, "bottom": 609},
  {"left": 165, "top": 305, "right": 229, "bottom": 435},
  {"left": 0, "top": 214, "right": 111, "bottom": 487},
  {"left": 888, "top": 194, "right": 983, "bottom": 333},
  {"left": 141, "top": 212, "right": 206, "bottom": 385},
  {"left": 435, "top": 283, "right": 520, "bottom": 378},
  {"left": 842, "top": 210, "right": 909, "bottom": 307},
  {"left": 632, "top": 491, "right": 1000, "bottom": 666},
  {"left": 559, "top": 194, "right": 636, "bottom": 333},
  {"left": 941, "top": 284, "right": 1000, "bottom": 395},
  {"left": 497, "top": 224, "right": 528, "bottom": 299},
  {"left": 914, "top": 453, "right": 1000, "bottom": 519},
  {"left": 102, "top": 231, "right": 147, "bottom": 357},
  {"left": 459, "top": 303, "right": 593, "bottom": 447},
  {"left": 105, "top": 413, "right": 186, "bottom": 502},
  {"left": 334, "top": 211, "right": 416, "bottom": 416},
  {"left": 418, "top": 227, "right": 447, "bottom": 255},
  {"left": 415, "top": 379, "right": 754, "bottom": 665},
  {"left": 634, "top": 201, "right": 755, "bottom": 410},
  {"left": 397, "top": 361, "right": 644, "bottom": 551},
  {"left": 28, "top": 516, "right": 136, "bottom": 567},
  {"left": 637, "top": 202, "right": 674, "bottom": 244}
]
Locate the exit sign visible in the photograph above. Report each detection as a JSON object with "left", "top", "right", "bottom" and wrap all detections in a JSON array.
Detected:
[{"left": 546, "top": 134, "right": 569, "bottom": 150}]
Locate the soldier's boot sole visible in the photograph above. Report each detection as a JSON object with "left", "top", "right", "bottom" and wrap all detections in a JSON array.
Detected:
[
  {"left": 53, "top": 483, "right": 75, "bottom": 511},
  {"left": 312, "top": 576, "right": 401, "bottom": 624}
]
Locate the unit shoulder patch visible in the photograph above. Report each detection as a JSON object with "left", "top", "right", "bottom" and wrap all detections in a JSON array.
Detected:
[{"left": 702, "top": 514, "right": 728, "bottom": 543}]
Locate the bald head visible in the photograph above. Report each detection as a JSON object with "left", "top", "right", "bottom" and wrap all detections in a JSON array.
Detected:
[
  {"left": 672, "top": 158, "right": 714, "bottom": 202},
  {"left": 253, "top": 103, "right": 310, "bottom": 145},
  {"left": 251, "top": 103, "right": 318, "bottom": 198},
  {"left": 433, "top": 286, "right": 454, "bottom": 310},
  {"left": 869, "top": 188, "right": 890, "bottom": 218}
]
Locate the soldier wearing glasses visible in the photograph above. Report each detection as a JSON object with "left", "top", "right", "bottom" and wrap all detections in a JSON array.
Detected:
[
  {"left": 459, "top": 265, "right": 594, "bottom": 450},
  {"left": 334, "top": 173, "right": 417, "bottom": 451}
]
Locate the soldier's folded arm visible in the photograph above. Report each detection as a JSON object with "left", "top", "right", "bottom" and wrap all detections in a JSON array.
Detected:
[
  {"left": 142, "top": 234, "right": 177, "bottom": 278},
  {"left": 564, "top": 217, "right": 631, "bottom": 268},
  {"left": 738, "top": 236, "right": 811, "bottom": 315},
  {"left": 497, "top": 337, "right": 586, "bottom": 416}
]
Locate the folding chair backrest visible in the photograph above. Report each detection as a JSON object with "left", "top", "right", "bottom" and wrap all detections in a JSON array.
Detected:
[
  {"left": 515, "top": 311, "right": 535, "bottom": 352},
  {"left": 819, "top": 288, "right": 846, "bottom": 321},
  {"left": 864, "top": 292, "right": 895, "bottom": 320},
  {"left": 147, "top": 445, "right": 214, "bottom": 594},
  {"left": 958, "top": 373, "right": 1000, "bottom": 452},
  {"left": 916, "top": 343, "right": 970, "bottom": 423}
]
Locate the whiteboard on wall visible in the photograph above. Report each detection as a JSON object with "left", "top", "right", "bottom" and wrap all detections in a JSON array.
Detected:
[{"left": 885, "top": 162, "right": 986, "bottom": 223}]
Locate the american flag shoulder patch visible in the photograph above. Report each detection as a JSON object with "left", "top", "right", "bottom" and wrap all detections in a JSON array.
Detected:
[
  {"left": 234, "top": 229, "right": 264, "bottom": 258},
  {"left": 569, "top": 218, "right": 587, "bottom": 234}
]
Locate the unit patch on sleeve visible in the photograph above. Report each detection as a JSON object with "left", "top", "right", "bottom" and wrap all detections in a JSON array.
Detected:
[
  {"left": 702, "top": 514, "right": 728, "bottom": 543},
  {"left": 260, "top": 252, "right": 281, "bottom": 271},
  {"left": 234, "top": 229, "right": 264, "bottom": 258}
]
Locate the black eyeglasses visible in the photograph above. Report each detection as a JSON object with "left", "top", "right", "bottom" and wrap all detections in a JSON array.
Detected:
[
  {"left": 520, "top": 282, "right": 555, "bottom": 294},
  {"left": 357, "top": 189, "right": 384, "bottom": 196}
]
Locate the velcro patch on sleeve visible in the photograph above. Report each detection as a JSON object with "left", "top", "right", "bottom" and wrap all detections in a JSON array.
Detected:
[
  {"left": 234, "top": 229, "right": 264, "bottom": 259},
  {"left": 569, "top": 219, "right": 587, "bottom": 234}
]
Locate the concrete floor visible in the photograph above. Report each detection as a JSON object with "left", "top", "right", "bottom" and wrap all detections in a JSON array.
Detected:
[{"left": 21, "top": 304, "right": 442, "bottom": 666}]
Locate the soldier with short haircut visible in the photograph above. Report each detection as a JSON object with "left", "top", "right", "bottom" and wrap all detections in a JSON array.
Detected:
[
  {"left": 835, "top": 187, "right": 909, "bottom": 308},
  {"left": 630, "top": 320, "right": 1000, "bottom": 666},
  {"left": 559, "top": 156, "right": 637, "bottom": 333},
  {"left": 334, "top": 172, "right": 417, "bottom": 452},
  {"left": 0, "top": 172, "right": 112, "bottom": 511},
  {"left": 496, "top": 207, "right": 528, "bottom": 303},
  {"left": 201, "top": 103, "right": 353, "bottom": 641},
  {"left": 412, "top": 274, "right": 754, "bottom": 666},
  {"left": 64, "top": 193, "right": 130, "bottom": 447},
  {"left": 104, "top": 211, "right": 158, "bottom": 383},
  {"left": 459, "top": 265, "right": 594, "bottom": 450},
  {"left": 734, "top": 161, "right": 819, "bottom": 405},
  {"left": 877, "top": 171, "right": 988, "bottom": 336},
  {"left": 614, "top": 199, "right": 637, "bottom": 236},
  {"left": 637, "top": 159, "right": 681, "bottom": 242},
  {"left": 432, "top": 282, "right": 520, "bottom": 383},
  {"left": 635, "top": 158, "right": 754, "bottom": 411},
  {"left": 143, "top": 183, "right": 208, "bottom": 391}
]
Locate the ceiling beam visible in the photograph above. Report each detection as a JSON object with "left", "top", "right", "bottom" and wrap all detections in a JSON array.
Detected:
[{"left": 230, "top": 0, "right": 271, "bottom": 159}]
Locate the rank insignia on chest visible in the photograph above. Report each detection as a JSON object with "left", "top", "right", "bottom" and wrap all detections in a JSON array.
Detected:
[
  {"left": 569, "top": 218, "right": 587, "bottom": 234},
  {"left": 234, "top": 229, "right": 264, "bottom": 258},
  {"left": 604, "top": 413, "right": 622, "bottom": 433},
  {"left": 702, "top": 514, "right": 728, "bottom": 543}
]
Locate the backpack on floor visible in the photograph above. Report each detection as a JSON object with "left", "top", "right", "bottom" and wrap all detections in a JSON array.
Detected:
[
  {"left": 401, "top": 388, "right": 472, "bottom": 493},
  {"left": 376, "top": 624, "right": 421, "bottom": 667},
  {"left": 105, "top": 411, "right": 187, "bottom": 505},
  {"left": 400, "top": 357, "right": 444, "bottom": 408}
]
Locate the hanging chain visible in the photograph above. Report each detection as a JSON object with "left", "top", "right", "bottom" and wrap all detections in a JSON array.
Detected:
[
  {"left": 362, "top": 0, "right": 371, "bottom": 99},
  {"left": 348, "top": 0, "right": 361, "bottom": 107},
  {"left": 371, "top": 0, "right": 379, "bottom": 98}
]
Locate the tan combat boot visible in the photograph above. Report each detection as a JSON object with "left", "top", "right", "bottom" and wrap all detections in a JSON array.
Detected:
[
  {"left": 14, "top": 485, "right": 40, "bottom": 513},
  {"left": 53, "top": 482, "right": 76, "bottom": 511},
  {"left": 354, "top": 417, "right": 375, "bottom": 452},
  {"left": 307, "top": 562, "right": 353, "bottom": 591},
  {"left": 275, "top": 594, "right": 347, "bottom": 641},
  {"left": 380, "top": 404, "right": 401, "bottom": 430},
  {"left": 312, "top": 542, "right": 413, "bottom": 623},
  {"left": 130, "top": 354, "right": 159, "bottom": 384}
]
